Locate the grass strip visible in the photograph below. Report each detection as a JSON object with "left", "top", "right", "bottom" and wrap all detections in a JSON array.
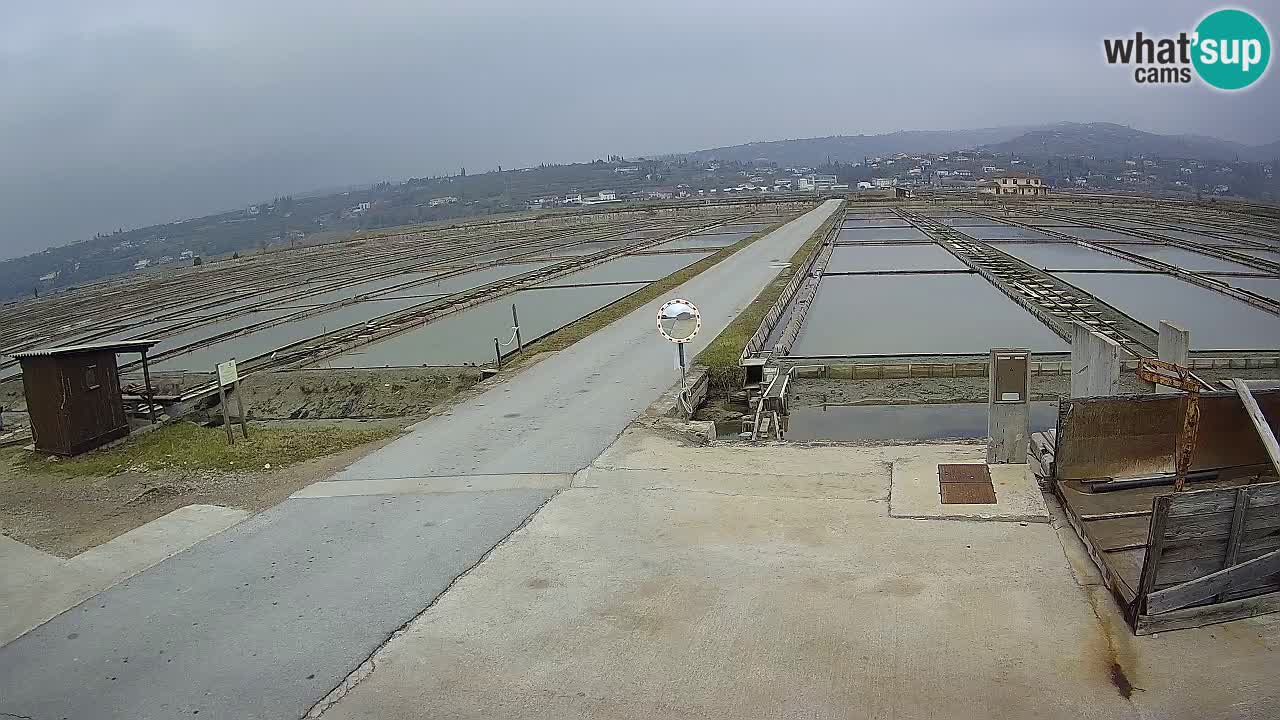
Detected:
[
  {"left": 694, "top": 208, "right": 840, "bottom": 388},
  {"left": 17, "top": 421, "right": 398, "bottom": 477}
]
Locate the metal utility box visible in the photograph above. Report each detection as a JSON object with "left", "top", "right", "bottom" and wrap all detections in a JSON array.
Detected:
[
  {"left": 14, "top": 340, "right": 159, "bottom": 456},
  {"left": 992, "top": 350, "right": 1029, "bottom": 403},
  {"left": 988, "top": 348, "right": 1031, "bottom": 464}
]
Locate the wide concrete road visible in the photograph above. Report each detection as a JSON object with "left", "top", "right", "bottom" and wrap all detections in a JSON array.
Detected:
[{"left": 0, "top": 199, "right": 842, "bottom": 720}]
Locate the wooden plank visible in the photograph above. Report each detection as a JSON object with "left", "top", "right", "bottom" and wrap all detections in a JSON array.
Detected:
[
  {"left": 1054, "top": 481, "right": 1140, "bottom": 607},
  {"left": 1137, "top": 495, "right": 1172, "bottom": 610},
  {"left": 1232, "top": 379, "right": 1280, "bottom": 478},
  {"left": 1083, "top": 516, "right": 1152, "bottom": 551},
  {"left": 1105, "top": 548, "right": 1146, "bottom": 598},
  {"left": 1218, "top": 487, "right": 1250, "bottom": 602},
  {"left": 1154, "top": 540, "right": 1280, "bottom": 587},
  {"left": 1080, "top": 510, "right": 1152, "bottom": 521},
  {"left": 1165, "top": 504, "right": 1280, "bottom": 541},
  {"left": 1146, "top": 548, "right": 1280, "bottom": 614},
  {"left": 1166, "top": 481, "right": 1280, "bottom": 517},
  {"left": 1136, "top": 589, "right": 1280, "bottom": 635}
]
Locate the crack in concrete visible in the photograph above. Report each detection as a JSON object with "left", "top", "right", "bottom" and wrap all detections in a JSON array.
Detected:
[
  {"left": 302, "top": 489, "right": 563, "bottom": 718},
  {"left": 0, "top": 711, "right": 35, "bottom": 720}
]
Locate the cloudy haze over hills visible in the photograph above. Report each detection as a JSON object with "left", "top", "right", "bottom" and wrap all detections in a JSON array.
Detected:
[{"left": 2, "top": 0, "right": 1277, "bottom": 259}]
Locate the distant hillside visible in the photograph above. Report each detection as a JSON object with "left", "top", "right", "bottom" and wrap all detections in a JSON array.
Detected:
[
  {"left": 1254, "top": 139, "right": 1280, "bottom": 160},
  {"left": 980, "top": 122, "right": 1258, "bottom": 162},
  {"left": 677, "top": 127, "right": 1043, "bottom": 166}
]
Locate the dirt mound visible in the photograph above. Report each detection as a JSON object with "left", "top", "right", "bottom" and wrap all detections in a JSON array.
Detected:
[{"left": 237, "top": 367, "right": 482, "bottom": 419}]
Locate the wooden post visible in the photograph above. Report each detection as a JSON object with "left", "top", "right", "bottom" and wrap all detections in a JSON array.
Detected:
[
  {"left": 512, "top": 304, "right": 523, "bottom": 355},
  {"left": 1231, "top": 378, "right": 1280, "bottom": 477},
  {"left": 233, "top": 378, "right": 249, "bottom": 440},
  {"left": 140, "top": 349, "right": 158, "bottom": 424},
  {"left": 494, "top": 338, "right": 502, "bottom": 369},
  {"left": 1071, "top": 322, "right": 1120, "bottom": 398},
  {"left": 217, "top": 377, "right": 234, "bottom": 445},
  {"left": 1156, "top": 321, "right": 1190, "bottom": 394}
]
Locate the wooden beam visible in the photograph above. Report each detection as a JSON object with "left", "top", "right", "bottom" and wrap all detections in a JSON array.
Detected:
[
  {"left": 1217, "top": 487, "right": 1250, "bottom": 603},
  {"left": 1136, "top": 589, "right": 1280, "bottom": 635},
  {"left": 1232, "top": 378, "right": 1280, "bottom": 478},
  {"left": 1136, "top": 495, "right": 1172, "bottom": 617},
  {"left": 1146, "top": 547, "right": 1280, "bottom": 615}
]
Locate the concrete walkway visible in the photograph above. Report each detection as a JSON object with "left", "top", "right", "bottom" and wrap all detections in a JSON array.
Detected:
[
  {"left": 0, "top": 200, "right": 843, "bottom": 720},
  {"left": 320, "top": 427, "right": 1280, "bottom": 720},
  {"left": 0, "top": 504, "right": 248, "bottom": 645}
]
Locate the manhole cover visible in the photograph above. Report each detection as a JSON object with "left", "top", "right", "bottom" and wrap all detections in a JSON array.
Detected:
[
  {"left": 940, "top": 482, "right": 997, "bottom": 505},
  {"left": 938, "top": 464, "right": 992, "bottom": 484}
]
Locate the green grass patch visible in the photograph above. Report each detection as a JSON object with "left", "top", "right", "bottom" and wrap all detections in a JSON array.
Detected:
[
  {"left": 694, "top": 209, "right": 841, "bottom": 386},
  {"left": 17, "top": 421, "right": 399, "bottom": 478},
  {"left": 515, "top": 216, "right": 793, "bottom": 359}
]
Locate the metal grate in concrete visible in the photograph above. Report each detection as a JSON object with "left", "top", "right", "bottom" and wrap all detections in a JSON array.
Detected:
[{"left": 938, "top": 463, "right": 997, "bottom": 504}]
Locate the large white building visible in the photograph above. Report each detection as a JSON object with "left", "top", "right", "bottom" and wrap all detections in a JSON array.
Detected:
[{"left": 986, "top": 173, "right": 1048, "bottom": 196}]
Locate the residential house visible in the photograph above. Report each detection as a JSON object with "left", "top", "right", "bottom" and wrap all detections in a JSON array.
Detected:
[{"left": 989, "top": 172, "right": 1049, "bottom": 196}]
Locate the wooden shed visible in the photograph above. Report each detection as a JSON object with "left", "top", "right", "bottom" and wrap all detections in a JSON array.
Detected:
[{"left": 13, "top": 340, "right": 159, "bottom": 456}]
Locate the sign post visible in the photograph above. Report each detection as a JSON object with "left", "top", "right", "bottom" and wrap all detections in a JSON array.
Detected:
[
  {"left": 216, "top": 359, "right": 248, "bottom": 444},
  {"left": 657, "top": 298, "right": 701, "bottom": 412}
]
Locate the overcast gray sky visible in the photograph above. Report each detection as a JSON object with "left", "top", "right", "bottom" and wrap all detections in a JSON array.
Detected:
[{"left": 2, "top": 0, "right": 1277, "bottom": 259}]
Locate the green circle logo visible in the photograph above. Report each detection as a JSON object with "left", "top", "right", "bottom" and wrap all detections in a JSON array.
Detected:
[{"left": 1193, "top": 9, "right": 1270, "bottom": 90}]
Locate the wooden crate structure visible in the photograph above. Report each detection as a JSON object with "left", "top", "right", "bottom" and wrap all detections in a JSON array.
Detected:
[
  {"left": 1135, "top": 484, "right": 1280, "bottom": 633},
  {"left": 1052, "top": 390, "right": 1280, "bottom": 634}
]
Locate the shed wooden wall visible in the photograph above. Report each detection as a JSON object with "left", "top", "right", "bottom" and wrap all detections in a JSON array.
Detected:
[{"left": 20, "top": 350, "right": 128, "bottom": 455}]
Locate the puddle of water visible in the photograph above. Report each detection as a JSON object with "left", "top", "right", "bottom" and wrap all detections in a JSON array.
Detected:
[
  {"left": 705, "top": 224, "right": 765, "bottom": 234},
  {"left": 1229, "top": 248, "right": 1280, "bottom": 263},
  {"left": 989, "top": 242, "right": 1145, "bottom": 271},
  {"left": 523, "top": 240, "right": 634, "bottom": 259},
  {"left": 1149, "top": 229, "right": 1240, "bottom": 246},
  {"left": 1102, "top": 245, "right": 1263, "bottom": 274},
  {"left": 1056, "top": 271, "right": 1280, "bottom": 350},
  {"left": 791, "top": 274, "right": 1066, "bottom": 356},
  {"left": 786, "top": 401, "right": 1059, "bottom": 442},
  {"left": 324, "top": 282, "right": 648, "bottom": 367},
  {"left": 838, "top": 227, "right": 928, "bottom": 242},
  {"left": 141, "top": 308, "right": 298, "bottom": 361},
  {"left": 825, "top": 244, "right": 967, "bottom": 273},
  {"left": 958, "top": 226, "right": 1057, "bottom": 241},
  {"left": 1222, "top": 276, "right": 1280, "bottom": 302},
  {"left": 1058, "top": 227, "right": 1149, "bottom": 242},
  {"left": 943, "top": 220, "right": 1007, "bottom": 227},
  {"left": 152, "top": 296, "right": 433, "bottom": 372},
  {"left": 281, "top": 262, "right": 554, "bottom": 308},
  {"left": 1226, "top": 232, "right": 1280, "bottom": 247},
  {"left": 536, "top": 252, "right": 712, "bottom": 287},
  {"left": 654, "top": 235, "right": 740, "bottom": 250},
  {"left": 843, "top": 219, "right": 910, "bottom": 228}
]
